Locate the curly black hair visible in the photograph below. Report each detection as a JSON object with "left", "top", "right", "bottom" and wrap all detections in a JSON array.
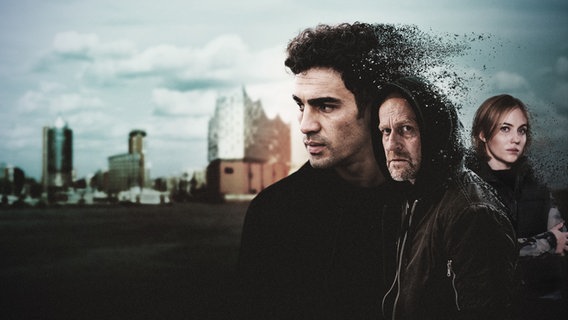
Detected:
[
  {"left": 285, "top": 22, "right": 380, "bottom": 117},
  {"left": 285, "top": 22, "right": 471, "bottom": 120}
]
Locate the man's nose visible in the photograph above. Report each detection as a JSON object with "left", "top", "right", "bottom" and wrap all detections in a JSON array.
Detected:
[
  {"left": 299, "top": 106, "right": 321, "bottom": 134},
  {"left": 384, "top": 133, "right": 402, "bottom": 152}
]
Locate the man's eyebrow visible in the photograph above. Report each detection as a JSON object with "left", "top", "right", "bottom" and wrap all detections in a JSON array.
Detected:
[
  {"left": 402, "top": 118, "right": 418, "bottom": 125},
  {"left": 307, "top": 97, "right": 341, "bottom": 106},
  {"left": 292, "top": 95, "right": 342, "bottom": 106},
  {"left": 378, "top": 118, "right": 418, "bottom": 129},
  {"left": 292, "top": 94, "right": 341, "bottom": 106}
]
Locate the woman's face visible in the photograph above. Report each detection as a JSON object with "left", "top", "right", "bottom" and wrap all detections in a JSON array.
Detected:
[{"left": 483, "top": 107, "right": 528, "bottom": 170}]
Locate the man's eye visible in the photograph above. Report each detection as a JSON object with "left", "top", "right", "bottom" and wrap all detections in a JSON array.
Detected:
[
  {"left": 319, "top": 105, "right": 334, "bottom": 112},
  {"left": 380, "top": 128, "right": 391, "bottom": 136},
  {"left": 399, "top": 125, "right": 415, "bottom": 135},
  {"left": 297, "top": 104, "right": 304, "bottom": 112}
]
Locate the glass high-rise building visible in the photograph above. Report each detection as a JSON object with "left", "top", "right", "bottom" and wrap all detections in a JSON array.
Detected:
[{"left": 42, "top": 116, "right": 73, "bottom": 192}]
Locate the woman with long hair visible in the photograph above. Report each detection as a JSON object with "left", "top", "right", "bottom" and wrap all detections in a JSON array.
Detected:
[{"left": 467, "top": 94, "right": 567, "bottom": 320}]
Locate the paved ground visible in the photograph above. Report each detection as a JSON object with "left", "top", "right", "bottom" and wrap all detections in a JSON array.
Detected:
[{"left": 0, "top": 202, "right": 249, "bottom": 320}]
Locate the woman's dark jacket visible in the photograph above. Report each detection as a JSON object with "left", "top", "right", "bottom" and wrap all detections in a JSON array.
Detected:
[{"left": 466, "top": 154, "right": 566, "bottom": 298}]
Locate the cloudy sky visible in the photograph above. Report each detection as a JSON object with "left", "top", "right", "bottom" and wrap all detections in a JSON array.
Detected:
[{"left": 1, "top": 0, "right": 567, "bottom": 188}]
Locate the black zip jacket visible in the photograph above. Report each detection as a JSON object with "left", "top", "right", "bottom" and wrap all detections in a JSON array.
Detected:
[{"left": 381, "top": 168, "right": 517, "bottom": 320}]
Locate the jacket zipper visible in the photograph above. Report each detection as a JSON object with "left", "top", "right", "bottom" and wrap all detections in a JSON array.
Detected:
[
  {"left": 446, "top": 259, "right": 461, "bottom": 311},
  {"left": 385, "top": 200, "right": 418, "bottom": 320}
]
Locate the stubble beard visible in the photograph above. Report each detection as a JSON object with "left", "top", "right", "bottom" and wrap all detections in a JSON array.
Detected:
[
  {"left": 305, "top": 134, "right": 338, "bottom": 169},
  {"left": 388, "top": 162, "right": 418, "bottom": 182},
  {"left": 309, "top": 153, "right": 337, "bottom": 169}
]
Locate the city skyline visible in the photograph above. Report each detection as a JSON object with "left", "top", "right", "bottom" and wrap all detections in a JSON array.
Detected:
[{"left": 1, "top": 0, "right": 567, "bottom": 187}]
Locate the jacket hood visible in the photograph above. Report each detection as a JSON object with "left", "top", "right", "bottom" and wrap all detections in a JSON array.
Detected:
[{"left": 374, "top": 76, "right": 465, "bottom": 188}]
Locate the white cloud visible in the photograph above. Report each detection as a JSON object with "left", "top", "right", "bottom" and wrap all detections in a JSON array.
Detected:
[
  {"left": 151, "top": 88, "right": 217, "bottom": 117},
  {"left": 240, "top": 45, "right": 287, "bottom": 82},
  {"left": 40, "top": 81, "right": 67, "bottom": 93},
  {"left": 1, "top": 124, "right": 39, "bottom": 150},
  {"left": 491, "top": 71, "right": 529, "bottom": 91},
  {"left": 53, "top": 93, "right": 104, "bottom": 113},
  {"left": 17, "top": 81, "right": 66, "bottom": 113},
  {"left": 65, "top": 110, "right": 121, "bottom": 137},
  {"left": 17, "top": 83, "right": 104, "bottom": 114},
  {"left": 53, "top": 31, "right": 100, "bottom": 56},
  {"left": 202, "top": 34, "right": 249, "bottom": 66},
  {"left": 247, "top": 80, "right": 295, "bottom": 121},
  {"left": 18, "top": 90, "right": 46, "bottom": 113},
  {"left": 73, "top": 33, "right": 287, "bottom": 90},
  {"left": 115, "top": 44, "right": 193, "bottom": 75},
  {"left": 145, "top": 115, "right": 209, "bottom": 140},
  {"left": 97, "top": 40, "right": 137, "bottom": 56},
  {"left": 81, "top": 35, "right": 243, "bottom": 79}
]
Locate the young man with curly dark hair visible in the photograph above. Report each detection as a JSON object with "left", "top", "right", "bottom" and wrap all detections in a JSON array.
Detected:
[{"left": 237, "top": 23, "right": 389, "bottom": 319}]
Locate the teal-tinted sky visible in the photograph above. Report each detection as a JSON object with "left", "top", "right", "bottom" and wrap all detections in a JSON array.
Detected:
[{"left": 1, "top": 0, "right": 567, "bottom": 187}]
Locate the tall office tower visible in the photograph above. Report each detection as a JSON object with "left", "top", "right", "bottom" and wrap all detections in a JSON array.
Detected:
[
  {"left": 129, "top": 130, "right": 146, "bottom": 154},
  {"left": 42, "top": 116, "right": 73, "bottom": 193},
  {"left": 128, "top": 129, "right": 146, "bottom": 189},
  {"left": 107, "top": 130, "right": 148, "bottom": 194}
]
